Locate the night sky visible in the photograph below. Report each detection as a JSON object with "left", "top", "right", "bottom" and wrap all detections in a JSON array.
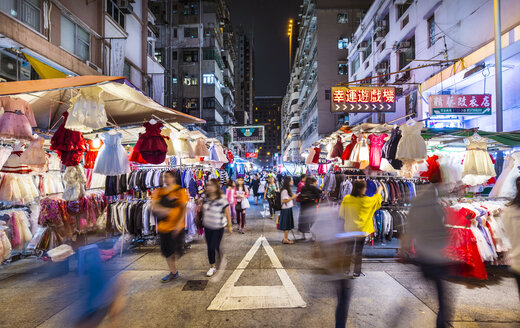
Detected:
[{"left": 228, "top": 0, "right": 301, "bottom": 97}]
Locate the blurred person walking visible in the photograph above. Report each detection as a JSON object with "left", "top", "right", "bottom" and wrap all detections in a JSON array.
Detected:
[
  {"left": 202, "top": 179, "right": 233, "bottom": 277},
  {"left": 264, "top": 176, "right": 279, "bottom": 219},
  {"left": 298, "top": 176, "right": 322, "bottom": 240},
  {"left": 234, "top": 177, "right": 250, "bottom": 234},
  {"left": 339, "top": 180, "right": 382, "bottom": 277},
  {"left": 502, "top": 177, "right": 520, "bottom": 301},
  {"left": 279, "top": 176, "right": 299, "bottom": 244},
  {"left": 404, "top": 183, "right": 451, "bottom": 328},
  {"left": 251, "top": 174, "right": 261, "bottom": 205},
  {"left": 151, "top": 171, "right": 188, "bottom": 283},
  {"left": 296, "top": 174, "right": 307, "bottom": 193},
  {"left": 226, "top": 179, "right": 237, "bottom": 224}
]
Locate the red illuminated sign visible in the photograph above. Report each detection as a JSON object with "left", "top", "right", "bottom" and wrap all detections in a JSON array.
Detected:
[
  {"left": 246, "top": 152, "right": 258, "bottom": 158},
  {"left": 331, "top": 87, "right": 396, "bottom": 113},
  {"left": 429, "top": 94, "right": 492, "bottom": 115}
]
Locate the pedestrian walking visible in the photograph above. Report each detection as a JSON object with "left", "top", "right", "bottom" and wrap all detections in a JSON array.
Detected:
[
  {"left": 502, "top": 176, "right": 520, "bottom": 301},
  {"left": 296, "top": 174, "right": 307, "bottom": 193},
  {"left": 251, "top": 174, "right": 261, "bottom": 205},
  {"left": 298, "top": 176, "right": 322, "bottom": 239},
  {"left": 279, "top": 176, "right": 299, "bottom": 244},
  {"left": 226, "top": 179, "right": 236, "bottom": 224},
  {"left": 339, "top": 180, "right": 382, "bottom": 277},
  {"left": 234, "top": 177, "right": 250, "bottom": 233},
  {"left": 151, "top": 171, "right": 188, "bottom": 283},
  {"left": 264, "top": 176, "right": 279, "bottom": 219},
  {"left": 202, "top": 179, "right": 233, "bottom": 277}
]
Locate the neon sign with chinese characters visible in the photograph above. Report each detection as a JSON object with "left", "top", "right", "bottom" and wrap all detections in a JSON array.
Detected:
[
  {"left": 331, "top": 87, "right": 396, "bottom": 113},
  {"left": 429, "top": 94, "right": 492, "bottom": 115}
]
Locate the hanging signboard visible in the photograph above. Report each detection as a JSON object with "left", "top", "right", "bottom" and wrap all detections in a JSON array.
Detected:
[
  {"left": 429, "top": 94, "right": 492, "bottom": 115},
  {"left": 231, "top": 125, "right": 265, "bottom": 143},
  {"left": 246, "top": 152, "right": 258, "bottom": 158},
  {"left": 330, "top": 86, "right": 396, "bottom": 113}
]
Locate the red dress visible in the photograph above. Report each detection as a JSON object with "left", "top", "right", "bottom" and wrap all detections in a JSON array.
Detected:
[
  {"left": 312, "top": 147, "right": 321, "bottom": 164},
  {"left": 420, "top": 155, "right": 442, "bottom": 183},
  {"left": 132, "top": 122, "right": 167, "bottom": 164},
  {"left": 368, "top": 133, "right": 388, "bottom": 170},
  {"left": 444, "top": 207, "right": 487, "bottom": 280},
  {"left": 84, "top": 139, "right": 104, "bottom": 169},
  {"left": 341, "top": 135, "right": 357, "bottom": 161},
  {"left": 50, "top": 112, "right": 86, "bottom": 167},
  {"left": 128, "top": 144, "right": 147, "bottom": 164},
  {"left": 330, "top": 137, "right": 344, "bottom": 158}
]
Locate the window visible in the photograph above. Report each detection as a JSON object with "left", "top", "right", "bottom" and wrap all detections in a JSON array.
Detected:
[
  {"left": 399, "top": 37, "right": 415, "bottom": 70},
  {"left": 183, "top": 3, "right": 199, "bottom": 15},
  {"left": 172, "top": 51, "right": 178, "bottom": 60},
  {"left": 173, "top": 28, "right": 177, "bottom": 38},
  {"left": 0, "top": 0, "right": 41, "bottom": 32},
  {"left": 106, "top": 0, "right": 125, "bottom": 28},
  {"left": 325, "top": 89, "right": 331, "bottom": 100},
  {"left": 397, "top": 3, "right": 411, "bottom": 19},
  {"left": 337, "top": 13, "right": 348, "bottom": 24},
  {"left": 352, "top": 55, "right": 360, "bottom": 73},
  {"left": 61, "top": 15, "right": 90, "bottom": 61},
  {"left": 203, "top": 97, "right": 215, "bottom": 108},
  {"left": 203, "top": 73, "right": 215, "bottom": 84},
  {"left": 338, "top": 37, "right": 349, "bottom": 49},
  {"left": 184, "top": 27, "right": 198, "bottom": 39},
  {"left": 155, "top": 49, "right": 162, "bottom": 63},
  {"left": 183, "top": 50, "right": 198, "bottom": 62},
  {"left": 183, "top": 98, "right": 198, "bottom": 110},
  {"left": 123, "top": 61, "right": 131, "bottom": 80},
  {"left": 183, "top": 75, "right": 198, "bottom": 86},
  {"left": 172, "top": 77, "right": 177, "bottom": 84},
  {"left": 428, "top": 15, "right": 435, "bottom": 47},
  {"left": 339, "top": 63, "right": 348, "bottom": 75},
  {"left": 363, "top": 41, "right": 372, "bottom": 60},
  {"left": 147, "top": 29, "right": 155, "bottom": 57}
]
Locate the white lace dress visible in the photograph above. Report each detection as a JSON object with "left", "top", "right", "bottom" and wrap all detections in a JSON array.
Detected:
[
  {"left": 396, "top": 121, "right": 427, "bottom": 161},
  {"left": 93, "top": 132, "right": 131, "bottom": 176},
  {"left": 461, "top": 136, "right": 496, "bottom": 186},
  {"left": 65, "top": 86, "right": 108, "bottom": 132},
  {"left": 489, "top": 151, "right": 520, "bottom": 197}
]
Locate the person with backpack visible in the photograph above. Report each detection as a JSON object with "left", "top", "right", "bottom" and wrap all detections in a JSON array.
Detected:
[
  {"left": 264, "top": 176, "right": 279, "bottom": 219},
  {"left": 279, "top": 176, "right": 299, "bottom": 244},
  {"left": 202, "top": 179, "right": 233, "bottom": 277},
  {"left": 298, "top": 176, "right": 322, "bottom": 240},
  {"left": 234, "top": 177, "right": 250, "bottom": 233},
  {"left": 151, "top": 171, "right": 188, "bottom": 283}
]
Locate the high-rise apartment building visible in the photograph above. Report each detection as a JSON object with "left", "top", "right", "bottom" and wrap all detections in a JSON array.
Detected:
[
  {"left": 254, "top": 96, "right": 282, "bottom": 166},
  {"left": 151, "top": 0, "right": 237, "bottom": 141},
  {"left": 234, "top": 26, "right": 254, "bottom": 125},
  {"left": 281, "top": 0, "right": 372, "bottom": 163}
]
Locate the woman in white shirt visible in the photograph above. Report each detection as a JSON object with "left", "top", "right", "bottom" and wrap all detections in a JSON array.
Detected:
[{"left": 279, "top": 176, "right": 299, "bottom": 244}]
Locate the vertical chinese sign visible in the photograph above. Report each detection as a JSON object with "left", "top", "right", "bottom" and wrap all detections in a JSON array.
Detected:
[
  {"left": 429, "top": 94, "right": 492, "bottom": 115},
  {"left": 330, "top": 87, "right": 397, "bottom": 113}
]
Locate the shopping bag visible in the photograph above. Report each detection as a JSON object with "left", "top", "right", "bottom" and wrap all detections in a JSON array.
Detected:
[{"left": 242, "top": 198, "right": 250, "bottom": 209}]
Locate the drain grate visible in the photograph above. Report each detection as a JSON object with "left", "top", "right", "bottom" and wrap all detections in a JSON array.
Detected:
[{"left": 182, "top": 280, "right": 208, "bottom": 291}]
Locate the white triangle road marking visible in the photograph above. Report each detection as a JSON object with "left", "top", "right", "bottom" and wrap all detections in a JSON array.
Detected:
[{"left": 207, "top": 235, "right": 307, "bottom": 311}]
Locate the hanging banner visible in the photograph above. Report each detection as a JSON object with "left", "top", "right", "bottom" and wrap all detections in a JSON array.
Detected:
[
  {"left": 231, "top": 126, "right": 265, "bottom": 143},
  {"left": 429, "top": 94, "right": 492, "bottom": 115},
  {"left": 246, "top": 152, "right": 258, "bottom": 158},
  {"left": 330, "top": 87, "right": 396, "bottom": 113}
]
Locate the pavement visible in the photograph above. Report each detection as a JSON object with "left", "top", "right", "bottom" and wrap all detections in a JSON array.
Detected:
[{"left": 0, "top": 199, "right": 519, "bottom": 328}]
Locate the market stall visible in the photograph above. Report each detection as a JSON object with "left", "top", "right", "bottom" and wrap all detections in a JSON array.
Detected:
[{"left": 0, "top": 76, "right": 239, "bottom": 264}]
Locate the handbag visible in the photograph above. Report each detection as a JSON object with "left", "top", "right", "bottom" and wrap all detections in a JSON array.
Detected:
[{"left": 241, "top": 198, "right": 250, "bottom": 209}]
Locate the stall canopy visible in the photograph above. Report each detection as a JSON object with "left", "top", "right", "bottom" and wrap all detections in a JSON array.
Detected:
[{"left": 0, "top": 75, "right": 205, "bottom": 131}]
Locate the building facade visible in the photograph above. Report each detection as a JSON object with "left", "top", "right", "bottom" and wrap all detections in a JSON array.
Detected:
[
  {"left": 254, "top": 96, "right": 282, "bottom": 167},
  {"left": 0, "top": 0, "right": 164, "bottom": 103},
  {"left": 346, "top": 0, "right": 520, "bottom": 132},
  {"left": 151, "top": 0, "right": 237, "bottom": 142},
  {"left": 281, "top": 0, "right": 371, "bottom": 163},
  {"left": 234, "top": 26, "right": 254, "bottom": 125}
]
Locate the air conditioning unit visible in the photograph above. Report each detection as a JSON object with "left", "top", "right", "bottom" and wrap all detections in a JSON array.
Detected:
[
  {"left": 0, "top": 51, "right": 30, "bottom": 81},
  {"left": 374, "top": 30, "right": 385, "bottom": 42},
  {"left": 375, "top": 20, "right": 387, "bottom": 32},
  {"left": 376, "top": 62, "right": 388, "bottom": 73},
  {"left": 358, "top": 41, "right": 369, "bottom": 51},
  {"left": 118, "top": 0, "right": 134, "bottom": 14},
  {"left": 398, "top": 41, "right": 411, "bottom": 51}
]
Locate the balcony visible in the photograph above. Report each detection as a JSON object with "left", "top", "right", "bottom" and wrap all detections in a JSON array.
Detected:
[
  {"left": 289, "top": 91, "right": 299, "bottom": 103},
  {"left": 290, "top": 128, "right": 300, "bottom": 137},
  {"left": 289, "top": 115, "right": 300, "bottom": 126},
  {"left": 290, "top": 103, "right": 299, "bottom": 115}
]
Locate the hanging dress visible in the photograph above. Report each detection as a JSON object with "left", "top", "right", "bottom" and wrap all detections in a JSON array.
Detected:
[
  {"left": 193, "top": 138, "right": 210, "bottom": 157},
  {"left": 312, "top": 147, "right": 321, "bottom": 164},
  {"left": 419, "top": 155, "right": 442, "bottom": 183},
  {"left": 84, "top": 139, "right": 104, "bottom": 169},
  {"left": 368, "top": 133, "right": 388, "bottom": 170},
  {"left": 93, "top": 132, "right": 131, "bottom": 176},
  {"left": 305, "top": 148, "right": 316, "bottom": 165},
  {"left": 461, "top": 136, "right": 496, "bottom": 186},
  {"left": 20, "top": 136, "right": 46, "bottom": 166},
  {"left": 489, "top": 151, "right": 520, "bottom": 197},
  {"left": 50, "top": 112, "right": 87, "bottom": 167},
  {"left": 133, "top": 122, "right": 168, "bottom": 164},
  {"left": 0, "top": 96, "right": 37, "bottom": 140},
  {"left": 208, "top": 143, "right": 219, "bottom": 161},
  {"left": 161, "top": 128, "right": 176, "bottom": 156},
  {"left": 396, "top": 121, "right": 427, "bottom": 161},
  {"left": 341, "top": 134, "right": 357, "bottom": 161},
  {"left": 0, "top": 146, "right": 12, "bottom": 170},
  {"left": 330, "top": 137, "right": 344, "bottom": 159},
  {"left": 381, "top": 128, "right": 403, "bottom": 170},
  {"left": 64, "top": 86, "right": 108, "bottom": 132},
  {"left": 350, "top": 135, "right": 370, "bottom": 169}
]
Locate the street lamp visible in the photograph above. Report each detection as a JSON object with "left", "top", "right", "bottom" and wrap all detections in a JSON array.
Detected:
[{"left": 287, "top": 19, "right": 294, "bottom": 69}]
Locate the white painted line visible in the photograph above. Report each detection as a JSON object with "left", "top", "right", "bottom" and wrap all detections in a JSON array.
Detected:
[{"left": 207, "top": 236, "right": 306, "bottom": 311}]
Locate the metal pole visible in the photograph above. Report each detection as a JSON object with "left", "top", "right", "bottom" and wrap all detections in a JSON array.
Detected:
[
  {"left": 199, "top": 0, "right": 203, "bottom": 120},
  {"left": 494, "top": 0, "right": 504, "bottom": 175},
  {"left": 494, "top": 0, "right": 503, "bottom": 133},
  {"left": 289, "top": 31, "right": 292, "bottom": 69}
]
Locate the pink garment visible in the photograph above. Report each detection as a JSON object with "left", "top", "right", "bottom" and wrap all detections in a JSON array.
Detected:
[
  {"left": 368, "top": 133, "right": 388, "bottom": 170},
  {"left": 9, "top": 214, "right": 20, "bottom": 249},
  {"left": 226, "top": 187, "right": 237, "bottom": 205},
  {"left": 234, "top": 186, "right": 250, "bottom": 203}
]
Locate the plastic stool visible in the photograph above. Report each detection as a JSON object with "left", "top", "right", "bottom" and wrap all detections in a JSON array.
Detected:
[{"left": 77, "top": 244, "right": 101, "bottom": 276}]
